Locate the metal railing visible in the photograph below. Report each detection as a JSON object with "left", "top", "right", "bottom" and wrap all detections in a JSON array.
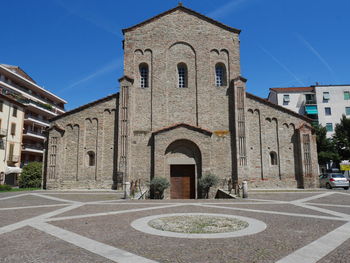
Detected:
[
  {"left": 24, "top": 114, "right": 49, "bottom": 125},
  {"left": 23, "top": 129, "right": 45, "bottom": 137},
  {"left": 0, "top": 83, "right": 65, "bottom": 111},
  {"left": 0, "top": 128, "right": 7, "bottom": 137},
  {"left": 305, "top": 100, "right": 317, "bottom": 105},
  {"left": 22, "top": 143, "right": 44, "bottom": 151}
]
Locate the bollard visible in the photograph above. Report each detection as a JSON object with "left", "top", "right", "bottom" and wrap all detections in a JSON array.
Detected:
[
  {"left": 242, "top": 180, "right": 248, "bottom": 198},
  {"left": 123, "top": 182, "right": 130, "bottom": 199}
]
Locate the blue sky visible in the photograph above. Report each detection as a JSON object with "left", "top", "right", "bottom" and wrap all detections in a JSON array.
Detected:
[{"left": 1, "top": 0, "right": 350, "bottom": 110}]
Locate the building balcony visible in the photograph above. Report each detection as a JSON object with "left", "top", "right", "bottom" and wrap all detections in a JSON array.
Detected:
[
  {"left": 24, "top": 101, "right": 58, "bottom": 117},
  {"left": 0, "top": 128, "right": 7, "bottom": 137},
  {"left": 22, "top": 143, "right": 44, "bottom": 154},
  {"left": 0, "top": 81, "right": 66, "bottom": 112},
  {"left": 24, "top": 114, "right": 49, "bottom": 127},
  {"left": 7, "top": 155, "right": 20, "bottom": 163},
  {"left": 305, "top": 100, "right": 317, "bottom": 105},
  {"left": 23, "top": 129, "right": 45, "bottom": 140}
]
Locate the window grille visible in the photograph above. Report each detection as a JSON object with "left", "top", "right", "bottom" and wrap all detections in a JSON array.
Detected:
[
  {"left": 178, "top": 64, "right": 187, "bottom": 88},
  {"left": 215, "top": 65, "right": 224, "bottom": 86},
  {"left": 140, "top": 65, "right": 148, "bottom": 88}
]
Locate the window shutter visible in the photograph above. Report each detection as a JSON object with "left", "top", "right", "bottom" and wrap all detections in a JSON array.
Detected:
[
  {"left": 9, "top": 144, "right": 14, "bottom": 158},
  {"left": 11, "top": 123, "right": 16, "bottom": 135},
  {"left": 13, "top": 107, "right": 17, "bottom": 117}
]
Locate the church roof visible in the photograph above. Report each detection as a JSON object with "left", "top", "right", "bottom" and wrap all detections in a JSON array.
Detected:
[
  {"left": 50, "top": 93, "right": 118, "bottom": 122},
  {"left": 152, "top": 123, "right": 212, "bottom": 136},
  {"left": 122, "top": 4, "right": 241, "bottom": 35},
  {"left": 246, "top": 92, "right": 313, "bottom": 123},
  {"left": 270, "top": 87, "right": 315, "bottom": 93}
]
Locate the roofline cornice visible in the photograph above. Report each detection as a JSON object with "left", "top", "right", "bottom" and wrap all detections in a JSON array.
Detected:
[
  {"left": 50, "top": 93, "right": 118, "bottom": 122},
  {"left": 122, "top": 5, "right": 241, "bottom": 35},
  {"left": 246, "top": 92, "right": 313, "bottom": 123},
  {"left": 0, "top": 64, "right": 67, "bottom": 104}
]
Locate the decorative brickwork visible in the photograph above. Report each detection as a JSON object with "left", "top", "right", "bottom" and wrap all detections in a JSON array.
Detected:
[{"left": 44, "top": 5, "right": 319, "bottom": 193}]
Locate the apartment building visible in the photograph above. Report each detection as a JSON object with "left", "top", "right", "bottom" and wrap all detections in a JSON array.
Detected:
[
  {"left": 0, "top": 94, "right": 25, "bottom": 185},
  {"left": 268, "top": 84, "right": 350, "bottom": 137},
  {"left": 0, "top": 64, "right": 66, "bottom": 166}
]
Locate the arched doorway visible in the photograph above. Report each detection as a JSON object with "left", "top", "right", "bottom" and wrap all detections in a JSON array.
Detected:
[{"left": 165, "top": 139, "right": 201, "bottom": 199}]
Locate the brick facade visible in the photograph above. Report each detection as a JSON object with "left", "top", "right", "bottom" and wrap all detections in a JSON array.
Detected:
[{"left": 44, "top": 5, "right": 319, "bottom": 194}]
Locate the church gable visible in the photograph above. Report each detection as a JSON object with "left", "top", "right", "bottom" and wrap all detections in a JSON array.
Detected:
[
  {"left": 152, "top": 123, "right": 212, "bottom": 136},
  {"left": 122, "top": 4, "right": 240, "bottom": 35}
]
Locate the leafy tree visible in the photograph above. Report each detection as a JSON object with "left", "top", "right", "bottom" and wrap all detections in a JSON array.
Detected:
[
  {"left": 149, "top": 177, "right": 170, "bottom": 199},
  {"left": 333, "top": 115, "right": 350, "bottom": 160},
  {"left": 198, "top": 173, "right": 219, "bottom": 199},
  {"left": 312, "top": 124, "right": 340, "bottom": 164},
  {"left": 19, "top": 162, "right": 42, "bottom": 188}
]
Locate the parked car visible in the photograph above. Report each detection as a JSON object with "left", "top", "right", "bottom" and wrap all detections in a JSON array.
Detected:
[
  {"left": 343, "top": 171, "right": 350, "bottom": 182},
  {"left": 319, "top": 173, "right": 349, "bottom": 190}
]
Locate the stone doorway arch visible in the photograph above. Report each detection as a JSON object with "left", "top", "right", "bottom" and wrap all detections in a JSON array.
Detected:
[{"left": 165, "top": 139, "right": 202, "bottom": 199}]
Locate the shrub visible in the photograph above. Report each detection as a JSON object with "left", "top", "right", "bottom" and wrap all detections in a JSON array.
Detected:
[
  {"left": 150, "top": 177, "right": 170, "bottom": 199},
  {"left": 19, "top": 162, "right": 42, "bottom": 188},
  {"left": 0, "top": 184, "right": 12, "bottom": 191},
  {"left": 198, "top": 173, "right": 219, "bottom": 199}
]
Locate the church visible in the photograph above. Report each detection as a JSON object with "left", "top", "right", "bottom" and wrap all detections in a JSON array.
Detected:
[{"left": 43, "top": 4, "right": 319, "bottom": 198}]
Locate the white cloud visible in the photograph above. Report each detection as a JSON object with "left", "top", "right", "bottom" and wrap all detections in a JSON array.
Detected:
[
  {"left": 296, "top": 33, "right": 337, "bottom": 82},
  {"left": 60, "top": 58, "right": 122, "bottom": 93},
  {"left": 54, "top": 0, "right": 118, "bottom": 35},
  {"left": 206, "top": 0, "right": 250, "bottom": 19},
  {"left": 259, "top": 45, "right": 305, "bottom": 86}
]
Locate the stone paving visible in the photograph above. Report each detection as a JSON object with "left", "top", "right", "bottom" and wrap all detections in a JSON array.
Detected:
[{"left": 1, "top": 190, "right": 350, "bottom": 263}]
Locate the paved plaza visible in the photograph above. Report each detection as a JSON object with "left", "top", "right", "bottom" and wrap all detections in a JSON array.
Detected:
[{"left": 1, "top": 190, "right": 350, "bottom": 263}]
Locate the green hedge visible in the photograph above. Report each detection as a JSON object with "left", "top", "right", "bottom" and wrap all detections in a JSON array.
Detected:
[
  {"left": 19, "top": 162, "right": 42, "bottom": 188},
  {"left": 0, "top": 184, "right": 12, "bottom": 191},
  {"left": 150, "top": 177, "right": 170, "bottom": 199}
]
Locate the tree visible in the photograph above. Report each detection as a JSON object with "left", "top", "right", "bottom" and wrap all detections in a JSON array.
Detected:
[
  {"left": 333, "top": 115, "right": 350, "bottom": 160},
  {"left": 312, "top": 124, "right": 340, "bottom": 164},
  {"left": 149, "top": 177, "right": 170, "bottom": 199},
  {"left": 198, "top": 173, "right": 219, "bottom": 199},
  {"left": 19, "top": 162, "right": 42, "bottom": 188}
]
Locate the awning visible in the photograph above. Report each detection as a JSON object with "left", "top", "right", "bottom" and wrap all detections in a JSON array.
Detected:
[
  {"left": 5, "top": 166, "right": 22, "bottom": 175},
  {"left": 305, "top": 105, "right": 318, "bottom": 115}
]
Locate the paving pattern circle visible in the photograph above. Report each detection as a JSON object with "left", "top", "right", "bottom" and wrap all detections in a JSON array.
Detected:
[{"left": 130, "top": 212, "right": 267, "bottom": 239}]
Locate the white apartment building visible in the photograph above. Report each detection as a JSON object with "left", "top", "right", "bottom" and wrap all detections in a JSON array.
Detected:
[
  {"left": 0, "top": 64, "right": 66, "bottom": 166},
  {"left": 268, "top": 84, "right": 350, "bottom": 137},
  {"left": 0, "top": 94, "right": 25, "bottom": 185}
]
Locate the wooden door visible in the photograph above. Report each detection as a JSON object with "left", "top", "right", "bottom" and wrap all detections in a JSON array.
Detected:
[{"left": 170, "top": 165, "right": 195, "bottom": 199}]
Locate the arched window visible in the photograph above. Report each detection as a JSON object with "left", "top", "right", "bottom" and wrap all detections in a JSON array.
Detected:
[
  {"left": 215, "top": 63, "right": 227, "bottom": 86},
  {"left": 139, "top": 63, "right": 149, "bottom": 88},
  {"left": 87, "top": 151, "right": 95, "bottom": 166},
  {"left": 270, "top": 151, "right": 278, "bottom": 165},
  {"left": 177, "top": 63, "right": 187, "bottom": 88}
]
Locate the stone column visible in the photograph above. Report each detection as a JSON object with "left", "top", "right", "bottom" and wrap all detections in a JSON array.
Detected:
[
  {"left": 117, "top": 76, "right": 134, "bottom": 188},
  {"left": 296, "top": 124, "right": 319, "bottom": 188}
]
